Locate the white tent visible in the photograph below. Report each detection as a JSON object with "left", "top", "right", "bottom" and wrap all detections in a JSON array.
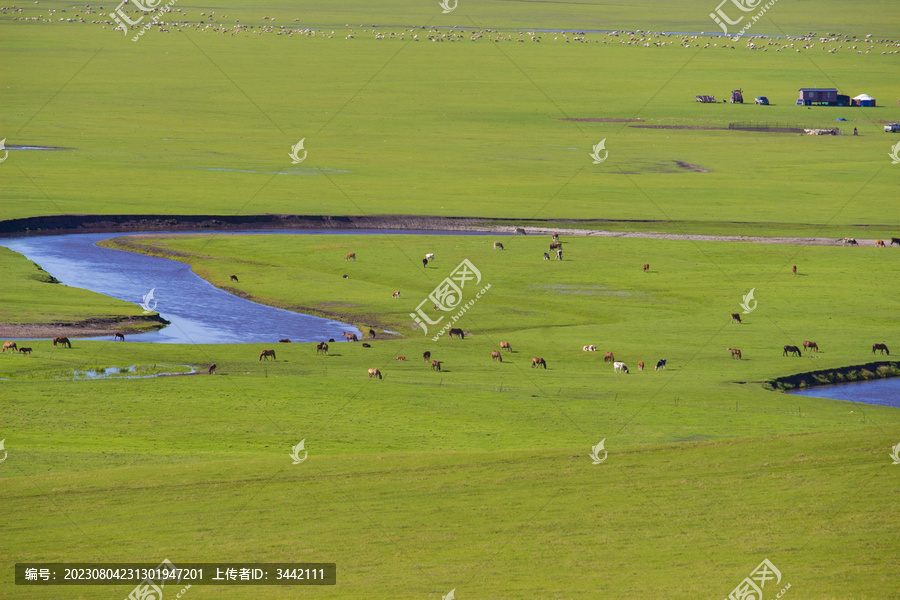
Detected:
[
  {"left": 852, "top": 94, "right": 874, "bottom": 101},
  {"left": 851, "top": 93, "right": 876, "bottom": 106}
]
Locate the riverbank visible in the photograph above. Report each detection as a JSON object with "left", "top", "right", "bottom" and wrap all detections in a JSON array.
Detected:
[
  {"left": 767, "top": 361, "right": 900, "bottom": 392},
  {"left": 0, "top": 314, "right": 170, "bottom": 339}
]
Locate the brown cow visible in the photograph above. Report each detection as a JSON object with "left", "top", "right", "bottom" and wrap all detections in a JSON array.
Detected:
[
  {"left": 345, "top": 252, "right": 356, "bottom": 261},
  {"left": 2, "top": 341, "right": 17, "bottom": 353},
  {"left": 783, "top": 345, "right": 802, "bottom": 357},
  {"left": 114, "top": 332, "right": 125, "bottom": 341},
  {"left": 259, "top": 349, "right": 276, "bottom": 361},
  {"left": 549, "top": 242, "right": 562, "bottom": 250},
  {"left": 448, "top": 328, "right": 465, "bottom": 339},
  {"left": 731, "top": 313, "right": 742, "bottom": 324},
  {"left": 792, "top": 265, "right": 797, "bottom": 275},
  {"left": 208, "top": 363, "right": 216, "bottom": 375},
  {"left": 53, "top": 337, "right": 72, "bottom": 348},
  {"left": 604, "top": 352, "right": 614, "bottom": 363},
  {"left": 431, "top": 360, "right": 442, "bottom": 372},
  {"left": 491, "top": 350, "right": 503, "bottom": 362},
  {"left": 500, "top": 341, "right": 512, "bottom": 352},
  {"left": 531, "top": 357, "right": 547, "bottom": 369},
  {"left": 802, "top": 341, "right": 819, "bottom": 352},
  {"left": 316, "top": 342, "right": 329, "bottom": 355},
  {"left": 873, "top": 343, "right": 890, "bottom": 355},
  {"left": 18, "top": 347, "right": 32, "bottom": 356},
  {"left": 368, "top": 368, "right": 382, "bottom": 380},
  {"left": 230, "top": 275, "right": 239, "bottom": 282},
  {"left": 423, "top": 351, "right": 431, "bottom": 362},
  {"left": 638, "top": 361, "right": 644, "bottom": 371},
  {"left": 392, "top": 290, "right": 401, "bottom": 298},
  {"left": 727, "top": 347, "right": 742, "bottom": 359},
  {"left": 643, "top": 263, "right": 649, "bottom": 273},
  {"left": 343, "top": 331, "right": 359, "bottom": 342},
  {"left": 396, "top": 356, "right": 406, "bottom": 361},
  {"left": 875, "top": 239, "right": 886, "bottom": 248},
  {"left": 552, "top": 233, "right": 559, "bottom": 242}
]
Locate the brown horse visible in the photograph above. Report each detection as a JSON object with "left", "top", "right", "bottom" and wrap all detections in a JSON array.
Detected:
[
  {"left": 316, "top": 342, "right": 329, "bottom": 355},
  {"left": 491, "top": 350, "right": 503, "bottom": 362},
  {"left": 792, "top": 265, "right": 797, "bottom": 275},
  {"left": 362, "top": 343, "right": 371, "bottom": 348},
  {"left": 368, "top": 368, "right": 382, "bottom": 379},
  {"left": 343, "top": 331, "right": 359, "bottom": 342},
  {"left": 638, "top": 361, "right": 644, "bottom": 371},
  {"left": 448, "top": 328, "right": 465, "bottom": 339},
  {"left": 431, "top": 360, "right": 442, "bottom": 372},
  {"left": 279, "top": 339, "right": 291, "bottom": 343},
  {"left": 423, "top": 350, "right": 431, "bottom": 362},
  {"left": 783, "top": 345, "right": 802, "bottom": 357},
  {"left": 515, "top": 227, "right": 526, "bottom": 235},
  {"left": 2, "top": 341, "right": 17, "bottom": 353},
  {"left": 493, "top": 241, "right": 504, "bottom": 250},
  {"left": 604, "top": 352, "right": 614, "bottom": 363},
  {"left": 53, "top": 337, "right": 72, "bottom": 348},
  {"left": 873, "top": 343, "right": 890, "bottom": 355},
  {"left": 731, "top": 313, "right": 742, "bottom": 324},
  {"left": 230, "top": 275, "right": 239, "bottom": 282},
  {"left": 396, "top": 356, "right": 406, "bottom": 361},
  {"left": 18, "top": 347, "right": 32, "bottom": 356},
  {"left": 368, "top": 328, "right": 376, "bottom": 339},
  {"left": 345, "top": 252, "right": 356, "bottom": 261},
  {"left": 208, "top": 364, "right": 216, "bottom": 375},
  {"left": 500, "top": 341, "right": 512, "bottom": 352},
  {"left": 259, "top": 349, "right": 276, "bottom": 361},
  {"left": 803, "top": 341, "right": 819, "bottom": 352},
  {"left": 531, "top": 357, "right": 547, "bottom": 369},
  {"left": 727, "top": 347, "right": 742, "bottom": 359},
  {"left": 549, "top": 242, "right": 562, "bottom": 250},
  {"left": 114, "top": 332, "right": 125, "bottom": 342},
  {"left": 643, "top": 263, "right": 649, "bottom": 272},
  {"left": 875, "top": 239, "right": 886, "bottom": 247}
]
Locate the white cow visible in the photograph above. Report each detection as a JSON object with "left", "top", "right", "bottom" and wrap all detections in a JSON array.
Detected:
[
  {"left": 613, "top": 361, "right": 629, "bottom": 374},
  {"left": 425, "top": 253, "right": 435, "bottom": 261},
  {"left": 582, "top": 345, "right": 597, "bottom": 352}
]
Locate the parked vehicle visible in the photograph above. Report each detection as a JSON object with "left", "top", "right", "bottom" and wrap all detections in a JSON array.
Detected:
[
  {"left": 885, "top": 123, "right": 900, "bottom": 133},
  {"left": 755, "top": 96, "right": 769, "bottom": 105}
]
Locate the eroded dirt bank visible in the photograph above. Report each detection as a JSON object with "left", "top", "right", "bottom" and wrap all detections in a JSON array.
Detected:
[
  {"left": 768, "top": 361, "right": 900, "bottom": 392},
  {"left": 0, "top": 315, "right": 170, "bottom": 339}
]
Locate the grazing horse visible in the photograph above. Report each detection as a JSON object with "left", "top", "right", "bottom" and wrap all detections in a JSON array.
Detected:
[
  {"left": 392, "top": 290, "right": 401, "bottom": 298},
  {"left": 431, "top": 360, "right": 442, "bottom": 372},
  {"left": 114, "top": 332, "right": 125, "bottom": 342},
  {"left": 638, "top": 361, "right": 644, "bottom": 371},
  {"left": 259, "top": 349, "right": 276, "bottom": 361},
  {"left": 448, "top": 328, "right": 465, "bottom": 339},
  {"left": 727, "top": 348, "right": 741, "bottom": 359},
  {"left": 731, "top": 313, "right": 742, "bottom": 324},
  {"left": 2, "top": 341, "right": 17, "bottom": 353},
  {"left": 875, "top": 239, "right": 886, "bottom": 247},
  {"left": 362, "top": 343, "right": 371, "bottom": 348},
  {"left": 792, "top": 265, "right": 797, "bottom": 275},
  {"left": 531, "top": 357, "right": 547, "bottom": 369},
  {"left": 423, "top": 258, "right": 429, "bottom": 268},
  {"left": 423, "top": 351, "right": 431, "bottom": 362},
  {"left": 396, "top": 356, "right": 406, "bottom": 361},
  {"left": 643, "top": 263, "right": 649, "bottom": 273},
  {"left": 279, "top": 339, "right": 291, "bottom": 343},
  {"left": 345, "top": 252, "right": 356, "bottom": 261},
  {"left": 208, "top": 364, "right": 216, "bottom": 375},
  {"left": 316, "top": 342, "right": 329, "bottom": 355},
  {"left": 556, "top": 249, "right": 563, "bottom": 260},
  {"left": 604, "top": 352, "right": 614, "bottom": 363},
  {"left": 873, "top": 343, "right": 890, "bottom": 355},
  {"left": 368, "top": 328, "right": 376, "bottom": 339},
  {"left": 368, "top": 368, "right": 383, "bottom": 379},
  {"left": 53, "top": 337, "right": 72, "bottom": 348},
  {"left": 549, "top": 242, "right": 562, "bottom": 250},
  {"left": 543, "top": 252, "right": 550, "bottom": 261},
  {"left": 515, "top": 227, "right": 526, "bottom": 235},
  {"left": 802, "top": 341, "right": 819, "bottom": 352},
  {"left": 613, "top": 361, "right": 629, "bottom": 374},
  {"left": 18, "top": 347, "right": 32, "bottom": 356},
  {"left": 783, "top": 345, "right": 802, "bottom": 357},
  {"left": 655, "top": 359, "right": 667, "bottom": 371},
  {"left": 493, "top": 242, "right": 504, "bottom": 250},
  {"left": 891, "top": 238, "right": 900, "bottom": 247},
  {"left": 500, "top": 341, "right": 512, "bottom": 352},
  {"left": 491, "top": 350, "right": 503, "bottom": 362},
  {"left": 230, "top": 275, "right": 239, "bottom": 282},
  {"left": 343, "top": 332, "right": 359, "bottom": 342}
]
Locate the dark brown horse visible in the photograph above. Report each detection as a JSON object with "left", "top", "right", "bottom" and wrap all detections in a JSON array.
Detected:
[
  {"left": 53, "top": 337, "right": 72, "bottom": 348},
  {"left": 208, "top": 364, "right": 216, "bottom": 375},
  {"left": 873, "top": 343, "right": 890, "bottom": 355},
  {"left": 783, "top": 345, "right": 802, "bottom": 357},
  {"left": 114, "top": 332, "right": 125, "bottom": 341},
  {"left": 423, "top": 351, "right": 431, "bottom": 362},
  {"left": 549, "top": 242, "right": 562, "bottom": 250},
  {"left": 18, "top": 347, "right": 32, "bottom": 356},
  {"left": 431, "top": 360, "right": 442, "bottom": 372},
  {"left": 604, "top": 352, "right": 614, "bottom": 363},
  {"left": 230, "top": 275, "right": 239, "bottom": 282},
  {"left": 368, "top": 328, "right": 376, "bottom": 339},
  {"left": 731, "top": 313, "right": 742, "bottom": 324},
  {"left": 362, "top": 343, "right": 371, "bottom": 348},
  {"left": 448, "top": 328, "right": 465, "bottom": 339},
  {"left": 643, "top": 263, "right": 649, "bottom": 272},
  {"left": 316, "top": 342, "right": 329, "bottom": 355},
  {"left": 531, "top": 357, "right": 547, "bottom": 369},
  {"left": 259, "top": 349, "right": 276, "bottom": 361},
  {"left": 279, "top": 339, "right": 291, "bottom": 343}
]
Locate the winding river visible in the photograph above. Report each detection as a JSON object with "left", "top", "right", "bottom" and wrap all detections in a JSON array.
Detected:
[{"left": 0, "top": 229, "right": 498, "bottom": 344}]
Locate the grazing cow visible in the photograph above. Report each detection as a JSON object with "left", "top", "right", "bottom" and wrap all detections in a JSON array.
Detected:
[
  {"left": 604, "top": 352, "right": 614, "bottom": 363},
  {"left": 362, "top": 342, "right": 372, "bottom": 348},
  {"left": 494, "top": 242, "right": 504, "bottom": 250},
  {"left": 425, "top": 253, "right": 435, "bottom": 262},
  {"left": 500, "top": 341, "right": 512, "bottom": 352},
  {"left": 891, "top": 238, "right": 900, "bottom": 247},
  {"left": 259, "top": 349, "right": 276, "bottom": 361},
  {"left": 556, "top": 249, "right": 563, "bottom": 260},
  {"left": 18, "top": 347, "right": 32, "bottom": 356},
  {"left": 613, "top": 361, "right": 629, "bottom": 374},
  {"left": 423, "top": 258, "right": 429, "bottom": 268},
  {"left": 392, "top": 290, "right": 401, "bottom": 298},
  {"left": 431, "top": 360, "right": 442, "bottom": 372},
  {"left": 543, "top": 252, "right": 550, "bottom": 261},
  {"left": 549, "top": 242, "right": 562, "bottom": 250},
  {"left": 368, "top": 368, "right": 383, "bottom": 379},
  {"left": 316, "top": 342, "right": 329, "bottom": 355},
  {"left": 208, "top": 364, "right": 216, "bottom": 375},
  {"left": 230, "top": 275, "right": 239, "bottom": 282},
  {"left": 792, "top": 265, "right": 797, "bottom": 275},
  {"left": 638, "top": 361, "right": 644, "bottom": 371},
  {"left": 2, "top": 341, "right": 17, "bottom": 353},
  {"left": 491, "top": 350, "right": 503, "bottom": 362},
  {"left": 531, "top": 357, "right": 547, "bottom": 369},
  {"left": 343, "top": 331, "right": 359, "bottom": 342},
  {"left": 423, "top": 351, "right": 431, "bottom": 362},
  {"left": 448, "top": 328, "right": 465, "bottom": 339},
  {"left": 114, "top": 332, "right": 125, "bottom": 342},
  {"left": 731, "top": 313, "right": 742, "bottom": 324},
  {"left": 345, "top": 252, "right": 356, "bottom": 261},
  {"left": 643, "top": 263, "right": 649, "bottom": 273},
  {"left": 279, "top": 339, "right": 291, "bottom": 343},
  {"left": 396, "top": 356, "right": 406, "bottom": 361},
  {"left": 783, "top": 345, "right": 802, "bottom": 357},
  {"left": 655, "top": 359, "right": 667, "bottom": 371},
  {"left": 727, "top": 348, "right": 741, "bottom": 359},
  {"left": 53, "top": 337, "right": 72, "bottom": 348},
  {"left": 802, "top": 341, "right": 819, "bottom": 352},
  {"left": 552, "top": 233, "right": 559, "bottom": 242},
  {"left": 515, "top": 227, "right": 526, "bottom": 235},
  {"left": 873, "top": 343, "right": 890, "bottom": 355},
  {"left": 875, "top": 239, "right": 886, "bottom": 248},
  {"left": 841, "top": 237, "right": 858, "bottom": 246}
]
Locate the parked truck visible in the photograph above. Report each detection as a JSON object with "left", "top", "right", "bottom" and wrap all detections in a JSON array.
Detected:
[{"left": 885, "top": 123, "right": 900, "bottom": 132}]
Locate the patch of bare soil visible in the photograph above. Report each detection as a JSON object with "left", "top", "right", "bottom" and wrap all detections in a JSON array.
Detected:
[
  {"left": 558, "top": 118, "right": 645, "bottom": 123},
  {"left": 629, "top": 124, "right": 725, "bottom": 130},
  {"left": 674, "top": 161, "right": 710, "bottom": 172},
  {"left": 0, "top": 315, "right": 169, "bottom": 339}
]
